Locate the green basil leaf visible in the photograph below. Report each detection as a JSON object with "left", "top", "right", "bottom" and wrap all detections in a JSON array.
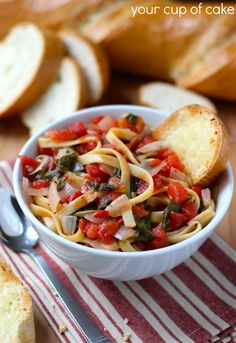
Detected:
[
  {"left": 127, "top": 113, "right": 138, "bottom": 125},
  {"left": 135, "top": 216, "right": 153, "bottom": 242},
  {"left": 162, "top": 200, "right": 181, "bottom": 230},
  {"left": 57, "top": 152, "right": 78, "bottom": 173}
]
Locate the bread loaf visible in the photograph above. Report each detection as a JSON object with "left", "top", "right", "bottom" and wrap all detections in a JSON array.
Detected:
[
  {"left": 153, "top": 105, "right": 230, "bottom": 186},
  {"left": 60, "top": 29, "right": 109, "bottom": 104},
  {"left": 138, "top": 82, "right": 217, "bottom": 113},
  {"left": 0, "top": 261, "right": 35, "bottom": 343},
  {"left": 22, "top": 57, "right": 86, "bottom": 135},
  {"left": 0, "top": 22, "right": 64, "bottom": 118}
]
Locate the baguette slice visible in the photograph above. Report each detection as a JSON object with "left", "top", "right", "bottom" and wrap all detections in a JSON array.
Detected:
[
  {"left": 0, "top": 262, "right": 35, "bottom": 343},
  {"left": 59, "top": 29, "right": 109, "bottom": 105},
  {"left": 176, "top": 40, "right": 236, "bottom": 101},
  {"left": 22, "top": 57, "right": 86, "bottom": 135},
  {"left": 138, "top": 82, "right": 216, "bottom": 113},
  {"left": 154, "top": 105, "right": 230, "bottom": 186},
  {"left": 0, "top": 22, "right": 64, "bottom": 117}
]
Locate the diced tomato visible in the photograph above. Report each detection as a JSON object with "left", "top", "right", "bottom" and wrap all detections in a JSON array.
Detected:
[
  {"left": 38, "top": 147, "right": 54, "bottom": 156},
  {"left": 86, "top": 163, "right": 108, "bottom": 181},
  {"left": 167, "top": 154, "right": 185, "bottom": 172},
  {"left": 137, "top": 180, "right": 149, "bottom": 194},
  {"left": 167, "top": 182, "right": 188, "bottom": 204},
  {"left": 169, "top": 212, "right": 188, "bottom": 230},
  {"left": 93, "top": 210, "right": 110, "bottom": 219},
  {"left": 153, "top": 177, "right": 164, "bottom": 192},
  {"left": 31, "top": 180, "right": 49, "bottom": 189},
  {"left": 137, "top": 136, "right": 155, "bottom": 149},
  {"left": 86, "top": 223, "right": 99, "bottom": 239},
  {"left": 135, "top": 242, "right": 147, "bottom": 251},
  {"left": 18, "top": 155, "right": 40, "bottom": 168},
  {"left": 98, "top": 221, "right": 119, "bottom": 243},
  {"left": 148, "top": 158, "right": 162, "bottom": 167},
  {"left": 192, "top": 186, "right": 202, "bottom": 200},
  {"left": 18, "top": 155, "right": 40, "bottom": 178},
  {"left": 147, "top": 226, "right": 169, "bottom": 249},
  {"left": 92, "top": 115, "right": 104, "bottom": 124},
  {"left": 46, "top": 129, "right": 77, "bottom": 141},
  {"left": 132, "top": 205, "right": 149, "bottom": 217},
  {"left": 46, "top": 122, "right": 86, "bottom": 142},
  {"left": 156, "top": 148, "right": 175, "bottom": 160},
  {"left": 181, "top": 201, "right": 198, "bottom": 221},
  {"left": 68, "top": 122, "right": 87, "bottom": 137},
  {"left": 97, "top": 191, "right": 120, "bottom": 209},
  {"left": 76, "top": 141, "right": 97, "bottom": 155},
  {"left": 79, "top": 218, "right": 89, "bottom": 233},
  {"left": 61, "top": 191, "right": 82, "bottom": 204}
]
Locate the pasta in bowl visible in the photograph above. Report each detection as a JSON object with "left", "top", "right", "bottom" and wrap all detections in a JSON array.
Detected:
[{"left": 13, "top": 105, "right": 233, "bottom": 280}]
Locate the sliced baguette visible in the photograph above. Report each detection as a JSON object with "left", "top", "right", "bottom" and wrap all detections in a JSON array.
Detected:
[
  {"left": 59, "top": 29, "right": 109, "bottom": 105},
  {"left": 0, "top": 22, "right": 64, "bottom": 118},
  {"left": 153, "top": 105, "right": 230, "bottom": 186},
  {"left": 22, "top": 57, "right": 86, "bottom": 135},
  {"left": 138, "top": 82, "right": 216, "bottom": 113},
  {"left": 0, "top": 261, "right": 35, "bottom": 343}
]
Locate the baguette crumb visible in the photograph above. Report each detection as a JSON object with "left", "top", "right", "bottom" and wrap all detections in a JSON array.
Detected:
[
  {"left": 123, "top": 332, "right": 131, "bottom": 341},
  {"left": 59, "top": 323, "right": 68, "bottom": 334}
]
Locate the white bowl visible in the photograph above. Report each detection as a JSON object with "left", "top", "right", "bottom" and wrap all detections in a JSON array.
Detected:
[{"left": 13, "top": 105, "right": 234, "bottom": 280}]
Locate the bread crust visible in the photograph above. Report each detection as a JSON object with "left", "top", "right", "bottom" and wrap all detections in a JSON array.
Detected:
[
  {"left": 0, "top": 261, "right": 35, "bottom": 343},
  {"left": 177, "top": 42, "right": 236, "bottom": 101},
  {"left": 0, "top": 23, "right": 64, "bottom": 118},
  {"left": 153, "top": 104, "right": 230, "bottom": 186},
  {"left": 81, "top": 0, "right": 211, "bottom": 81},
  {"left": 59, "top": 29, "right": 109, "bottom": 104}
]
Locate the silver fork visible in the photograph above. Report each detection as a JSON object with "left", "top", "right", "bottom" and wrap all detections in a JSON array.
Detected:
[{"left": 0, "top": 188, "right": 111, "bottom": 343}]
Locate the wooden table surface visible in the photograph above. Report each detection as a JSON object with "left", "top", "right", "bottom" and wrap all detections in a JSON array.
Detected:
[{"left": 0, "top": 78, "right": 235, "bottom": 343}]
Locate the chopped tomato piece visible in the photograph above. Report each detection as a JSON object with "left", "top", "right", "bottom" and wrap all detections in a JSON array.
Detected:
[
  {"left": 167, "top": 154, "right": 185, "bottom": 172},
  {"left": 169, "top": 212, "right": 188, "bottom": 230},
  {"left": 148, "top": 158, "right": 162, "bottom": 167},
  {"left": 192, "top": 186, "right": 202, "bottom": 200},
  {"left": 68, "top": 122, "right": 87, "bottom": 137},
  {"left": 76, "top": 141, "right": 97, "bottom": 155},
  {"left": 181, "top": 201, "right": 198, "bottom": 221},
  {"left": 132, "top": 205, "right": 149, "bottom": 217},
  {"left": 153, "top": 177, "right": 164, "bottom": 192},
  {"left": 86, "top": 163, "right": 108, "bottom": 181},
  {"left": 167, "top": 182, "right": 188, "bottom": 204},
  {"left": 86, "top": 223, "right": 99, "bottom": 239},
  {"left": 38, "top": 147, "right": 54, "bottom": 156},
  {"left": 147, "top": 226, "right": 169, "bottom": 249},
  {"left": 79, "top": 218, "right": 89, "bottom": 233},
  {"left": 156, "top": 148, "right": 175, "bottom": 160},
  {"left": 31, "top": 180, "right": 49, "bottom": 189},
  {"left": 98, "top": 221, "right": 119, "bottom": 243},
  {"left": 92, "top": 115, "right": 104, "bottom": 124},
  {"left": 137, "top": 136, "right": 155, "bottom": 149},
  {"left": 61, "top": 191, "right": 82, "bottom": 204},
  {"left": 93, "top": 210, "right": 110, "bottom": 219},
  {"left": 18, "top": 155, "right": 40, "bottom": 168},
  {"left": 46, "top": 122, "right": 86, "bottom": 142}
]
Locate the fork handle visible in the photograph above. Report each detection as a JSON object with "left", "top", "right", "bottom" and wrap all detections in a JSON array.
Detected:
[{"left": 28, "top": 249, "right": 111, "bottom": 343}]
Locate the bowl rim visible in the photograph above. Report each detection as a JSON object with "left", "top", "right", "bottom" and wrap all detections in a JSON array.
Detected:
[{"left": 13, "top": 104, "right": 234, "bottom": 258}]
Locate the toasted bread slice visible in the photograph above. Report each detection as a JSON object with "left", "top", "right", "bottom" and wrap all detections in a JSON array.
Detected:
[
  {"left": 0, "top": 22, "right": 64, "bottom": 118},
  {"left": 22, "top": 57, "right": 86, "bottom": 135},
  {"left": 154, "top": 105, "right": 230, "bottom": 186},
  {"left": 138, "top": 82, "right": 216, "bottom": 113},
  {"left": 59, "top": 29, "right": 109, "bottom": 105},
  {"left": 0, "top": 261, "right": 35, "bottom": 343}
]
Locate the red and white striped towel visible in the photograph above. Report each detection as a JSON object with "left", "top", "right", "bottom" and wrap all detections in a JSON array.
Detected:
[{"left": 0, "top": 160, "right": 235, "bottom": 343}]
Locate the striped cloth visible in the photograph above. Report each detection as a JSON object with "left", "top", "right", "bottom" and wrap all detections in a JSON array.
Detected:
[{"left": 0, "top": 160, "right": 236, "bottom": 343}]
